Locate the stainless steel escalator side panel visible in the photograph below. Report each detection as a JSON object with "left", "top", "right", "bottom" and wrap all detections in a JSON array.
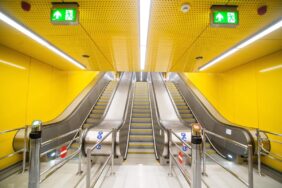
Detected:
[
  {"left": 83, "top": 72, "right": 133, "bottom": 156},
  {"left": 149, "top": 73, "right": 190, "bottom": 160},
  {"left": 150, "top": 72, "right": 187, "bottom": 131},
  {"left": 168, "top": 72, "right": 268, "bottom": 156},
  {"left": 120, "top": 73, "right": 136, "bottom": 159},
  {"left": 13, "top": 72, "right": 114, "bottom": 153},
  {"left": 103, "top": 72, "right": 133, "bottom": 122},
  {"left": 148, "top": 78, "right": 166, "bottom": 158}
]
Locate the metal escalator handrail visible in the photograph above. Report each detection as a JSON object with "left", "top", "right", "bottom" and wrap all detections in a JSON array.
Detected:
[
  {"left": 90, "top": 72, "right": 128, "bottom": 130},
  {"left": 42, "top": 128, "right": 80, "bottom": 147},
  {"left": 121, "top": 72, "right": 135, "bottom": 124},
  {"left": 176, "top": 73, "right": 256, "bottom": 154},
  {"left": 43, "top": 72, "right": 107, "bottom": 126},
  {"left": 100, "top": 75, "right": 122, "bottom": 121},
  {"left": 172, "top": 74, "right": 253, "bottom": 159},
  {"left": 40, "top": 145, "right": 81, "bottom": 182},
  {"left": 169, "top": 81, "right": 201, "bottom": 125},
  {"left": 259, "top": 129, "right": 282, "bottom": 137},
  {"left": 148, "top": 73, "right": 165, "bottom": 131},
  {"left": 66, "top": 79, "right": 114, "bottom": 150},
  {"left": 85, "top": 128, "right": 115, "bottom": 188},
  {"left": 147, "top": 80, "right": 160, "bottom": 160},
  {"left": 160, "top": 73, "right": 187, "bottom": 125},
  {"left": 124, "top": 78, "right": 136, "bottom": 159},
  {"left": 148, "top": 73, "right": 167, "bottom": 159},
  {"left": 71, "top": 72, "right": 122, "bottom": 143},
  {"left": 204, "top": 129, "right": 248, "bottom": 149},
  {"left": 0, "top": 126, "right": 26, "bottom": 135},
  {"left": 169, "top": 80, "right": 230, "bottom": 160},
  {"left": 169, "top": 81, "right": 229, "bottom": 158},
  {"left": 178, "top": 73, "right": 257, "bottom": 131}
]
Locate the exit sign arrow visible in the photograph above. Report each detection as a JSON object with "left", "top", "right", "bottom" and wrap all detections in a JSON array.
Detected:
[
  {"left": 215, "top": 13, "right": 224, "bottom": 22},
  {"left": 53, "top": 10, "right": 62, "bottom": 20}
]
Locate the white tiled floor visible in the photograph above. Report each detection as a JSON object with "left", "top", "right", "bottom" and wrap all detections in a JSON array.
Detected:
[
  {"left": 100, "top": 154, "right": 188, "bottom": 188},
  {"left": 0, "top": 154, "right": 281, "bottom": 188}
]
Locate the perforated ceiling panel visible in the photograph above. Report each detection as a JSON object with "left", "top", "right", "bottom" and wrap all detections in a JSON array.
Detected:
[
  {"left": 0, "top": 0, "right": 281, "bottom": 72},
  {"left": 147, "top": 0, "right": 282, "bottom": 72},
  {"left": 0, "top": 0, "right": 139, "bottom": 71}
]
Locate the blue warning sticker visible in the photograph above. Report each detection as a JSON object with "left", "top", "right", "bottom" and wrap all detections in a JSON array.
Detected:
[
  {"left": 181, "top": 133, "right": 188, "bottom": 151},
  {"left": 96, "top": 131, "right": 103, "bottom": 150}
]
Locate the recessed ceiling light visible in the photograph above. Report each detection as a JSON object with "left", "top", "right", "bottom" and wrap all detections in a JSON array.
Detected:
[
  {"left": 181, "top": 3, "right": 191, "bottom": 13},
  {"left": 195, "top": 56, "right": 203, "bottom": 60},
  {"left": 0, "top": 11, "right": 86, "bottom": 70},
  {"left": 82, "top": 54, "right": 90, "bottom": 58},
  {"left": 199, "top": 19, "right": 282, "bottom": 71}
]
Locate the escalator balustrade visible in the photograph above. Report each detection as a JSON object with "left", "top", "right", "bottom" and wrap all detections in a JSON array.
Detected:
[{"left": 83, "top": 81, "right": 117, "bottom": 128}]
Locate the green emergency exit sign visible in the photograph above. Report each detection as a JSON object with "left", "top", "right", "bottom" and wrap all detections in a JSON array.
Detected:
[
  {"left": 210, "top": 5, "right": 239, "bottom": 28},
  {"left": 51, "top": 8, "right": 77, "bottom": 22},
  {"left": 213, "top": 11, "right": 238, "bottom": 24},
  {"left": 51, "top": 2, "right": 79, "bottom": 25}
]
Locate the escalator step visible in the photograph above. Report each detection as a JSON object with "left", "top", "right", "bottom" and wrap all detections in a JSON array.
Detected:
[
  {"left": 133, "top": 105, "right": 150, "bottom": 109},
  {"left": 177, "top": 106, "right": 189, "bottom": 109},
  {"left": 128, "top": 148, "right": 154, "bottom": 154},
  {"left": 89, "top": 114, "right": 102, "bottom": 118},
  {"left": 183, "top": 118, "right": 196, "bottom": 123},
  {"left": 132, "top": 118, "right": 152, "bottom": 123},
  {"left": 94, "top": 106, "right": 107, "bottom": 110},
  {"left": 181, "top": 114, "right": 193, "bottom": 118},
  {"left": 132, "top": 109, "right": 150, "bottom": 112},
  {"left": 132, "top": 113, "right": 151, "bottom": 117},
  {"left": 92, "top": 109, "right": 104, "bottom": 113},
  {"left": 83, "top": 123, "right": 94, "bottom": 129},
  {"left": 179, "top": 109, "right": 191, "bottom": 113},
  {"left": 96, "top": 102, "right": 108, "bottom": 106},
  {"left": 130, "top": 129, "right": 153, "bottom": 135},
  {"left": 86, "top": 118, "right": 100, "bottom": 124},
  {"left": 131, "top": 123, "right": 151, "bottom": 129},
  {"left": 130, "top": 135, "right": 153, "bottom": 142}
]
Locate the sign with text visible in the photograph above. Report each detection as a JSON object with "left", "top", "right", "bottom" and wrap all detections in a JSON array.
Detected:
[
  {"left": 51, "top": 3, "right": 79, "bottom": 25},
  {"left": 210, "top": 5, "right": 239, "bottom": 28}
]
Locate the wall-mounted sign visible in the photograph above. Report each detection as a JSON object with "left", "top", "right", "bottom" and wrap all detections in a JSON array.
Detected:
[
  {"left": 210, "top": 5, "right": 239, "bottom": 28},
  {"left": 51, "top": 2, "right": 79, "bottom": 25}
]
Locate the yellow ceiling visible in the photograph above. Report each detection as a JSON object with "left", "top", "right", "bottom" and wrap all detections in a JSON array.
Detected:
[
  {"left": 0, "top": 0, "right": 139, "bottom": 71},
  {"left": 147, "top": 0, "right": 282, "bottom": 72},
  {"left": 0, "top": 0, "right": 281, "bottom": 72}
]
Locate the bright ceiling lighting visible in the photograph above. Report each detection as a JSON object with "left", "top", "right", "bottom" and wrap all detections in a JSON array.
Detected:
[
  {"left": 139, "top": 0, "right": 151, "bottom": 70},
  {"left": 0, "top": 59, "right": 26, "bottom": 70},
  {"left": 199, "top": 19, "right": 282, "bottom": 71},
  {"left": 260, "top": 64, "right": 282, "bottom": 73},
  {"left": 0, "top": 12, "right": 86, "bottom": 70}
]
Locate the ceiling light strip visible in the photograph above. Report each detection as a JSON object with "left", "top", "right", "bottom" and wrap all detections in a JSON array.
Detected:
[
  {"left": 139, "top": 0, "right": 151, "bottom": 70},
  {"left": 0, "top": 12, "right": 86, "bottom": 70},
  {"left": 199, "top": 19, "right": 282, "bottom": 71},
  {"left": 0, "top": 59, "right": 26, "bottom": 70},
  {"left": 260, "top": 64, "right": 282, "bottom": 73}
]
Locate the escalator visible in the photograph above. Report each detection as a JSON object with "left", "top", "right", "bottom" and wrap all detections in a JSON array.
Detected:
[
  {"left": 83, "top": 81, "right": 117, "bottom": 128},
  {"left": 128, "top": 82, "right": 154, "bottom": 154},
  {"left": 166, "top": 82, "right": 197, "bottom": 125},
  {"left": 166, "top": 81, "right": 216, "bottom": 155},
  {"left": 13, "top": 72, "right": 115, "bottom": 154},
  {"left": 167, "top": 73, "right": 271, "bottom": 160}
]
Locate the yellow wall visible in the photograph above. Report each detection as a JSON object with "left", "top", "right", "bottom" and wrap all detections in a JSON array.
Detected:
[
  {"left": 0, "top": 44, "right": 99, "bottom": 169},
  {"left": 184, "top": 50, "right": 282, "bottom": 172}
]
